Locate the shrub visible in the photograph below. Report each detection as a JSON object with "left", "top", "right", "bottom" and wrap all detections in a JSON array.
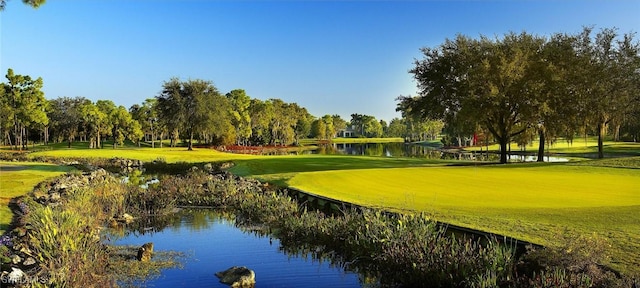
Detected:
[{"left": 517, "top": 231, "right": 625, "bottom": 287}]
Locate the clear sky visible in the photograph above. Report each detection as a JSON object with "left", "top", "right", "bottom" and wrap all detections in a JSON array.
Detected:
[{"left": 1, "top": 1, "right": 638, "bottom": 122}]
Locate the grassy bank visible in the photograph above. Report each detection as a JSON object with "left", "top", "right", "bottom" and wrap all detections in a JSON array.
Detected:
[
  {"left": 287, "top": 161, "right": 640, "bottom": 274},
  {"left": 0, "top": 162, "right": 73, "bottom": 234}
]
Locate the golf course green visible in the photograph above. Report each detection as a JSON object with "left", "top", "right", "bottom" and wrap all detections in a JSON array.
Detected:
[
  {"left": 287, "top": 163, "right": 640, "bottom": 271},
  {"left": 4, "top": 139, "right": 640, "bottom": 274}
]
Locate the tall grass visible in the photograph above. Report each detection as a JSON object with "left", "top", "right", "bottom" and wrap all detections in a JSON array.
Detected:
[
  {"left": 278, "top": 209, "right": 515, "bottom": 287},
  {"left": 19, "top": 176, "right": 118, "bottom": 287},
  {"left": 4, "top": 171, "right": 178, "bottom": 287}
]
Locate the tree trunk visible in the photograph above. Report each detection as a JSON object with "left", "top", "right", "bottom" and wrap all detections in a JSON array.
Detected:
[
  {"left": 13, "top": 116, "right": 18, "bottom": 150},
  {"left": 499, "top": 138, "right": 508, "bottom": 164},
  {"left": 4, "top": 131, "right": 11, "bottom": 147},
  {"left": 22, "top": 126, "right": 27, "bottom": 150},
  {"left": 537, "top": 128, "right": 545, "bottom": 162},
  {"left": 188, "top": 132, "right": 193, "bottom": 151},
  {"left": 597, "top": 121, "right": 605, "bottom": 159},
  {"left": 113, "top": 127, "right": 117, "bottom": 149},
  {"left": 44, "top": 126, "right": 49, "bottom": 145}
]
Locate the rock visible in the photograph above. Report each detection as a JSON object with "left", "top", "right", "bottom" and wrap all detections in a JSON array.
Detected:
[
  {"left": 215, "top": 266, "right": 255, "bottom": 287},
  {"left": 18, "top": 246, "right": 32, "bottom": 255},
  {"left": 49, "top": 192, "right": 61, "bottom": 202},
  {"left": 10, "top": 254, "right": 21, "bottom": 264},
  {"left": 136, "top": 242, "right": 153, "bottom": 262},
  {"left": 7, "top": 267, "right": 25, "bottom": 284},
  {"left": 220, "top": 162, "right": 234, "bottom": 170},
  {"left": 123, "top": 213, "right": 134, "bottom": 222},
  {"left": 203, "top": 163, "right": 213, "bottom": 172},
  {"left": 54, "top": 183, "right": 68, "bottom": 191},
  {"left": 23, "top": 257, "right": 36, "bottom": 266},
  {"left": 120, "top": 213, "right": 134, "bottom": 224}
]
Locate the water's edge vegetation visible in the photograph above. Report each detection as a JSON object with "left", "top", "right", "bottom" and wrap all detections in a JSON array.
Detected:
[{"left": 1, "top": 159, "right": 634, "bottom": 287}]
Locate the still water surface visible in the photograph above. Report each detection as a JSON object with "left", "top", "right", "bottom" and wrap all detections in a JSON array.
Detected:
[
  {"left": 308, "top": 142, "right": 569, "bottom": 162},
  {"left": 109, "top": 209, "right": 362, "bottom": 288}
]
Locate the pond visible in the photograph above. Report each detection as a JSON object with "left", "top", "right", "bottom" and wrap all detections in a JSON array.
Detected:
[
  {"left": 107, "top": 209, "right": 366, "bottom": 288},
  {"left": 307, "top": 142, "right": 569, "bottom": 162}
]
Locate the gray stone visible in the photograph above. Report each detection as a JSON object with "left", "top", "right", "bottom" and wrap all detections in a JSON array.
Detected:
[
  {"left": 10, "top": 254, "right": 21, "bottom": 264},
  {"left": 7, "top": 267, "right": 25, "bottom": 283},
  {"left": 23, "top": 257, "right": 36, "bottom": 266},
  {"left": 215, "top": 266, "right": 255, "bottom": 287},
  {"left": 49, "top": 192, "right": 61, "bottom": 202}
]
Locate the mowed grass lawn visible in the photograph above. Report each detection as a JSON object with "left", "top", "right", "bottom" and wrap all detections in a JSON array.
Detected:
[
  {"left": 29, "top": 146, "right": 254, "bottom": 163},
  {"left": 229, "top": 154, "right": 460, "bottom": 185},
  {"left": 288, "top": 163, "right": 640, "bottom": 274},
  {"left": 0, "top": 161, "right": 74, "bottom": 234}
]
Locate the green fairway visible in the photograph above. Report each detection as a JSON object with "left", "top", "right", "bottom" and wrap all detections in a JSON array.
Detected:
[
  {"left": 230, "top": 154, "right": 457, "bottom": 185},
  {"left": 29, "top": 146, "right": 254, "bottom": 163},
  {"left": 290, "top": 165, "right": 638, "bottom": 208},
  {"left": 0, "top": 161, "right": 74, "bottom": 234},
  {"left": 288, "top": 164, "right": 640, "bottom": 273}
]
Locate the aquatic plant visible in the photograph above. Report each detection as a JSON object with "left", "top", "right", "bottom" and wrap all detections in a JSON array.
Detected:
[{"left": 277, "top": 209, "right": 516, "bottom": 287}]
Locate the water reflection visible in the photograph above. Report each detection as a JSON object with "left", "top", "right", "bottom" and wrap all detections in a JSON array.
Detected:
[
  {"left": 106, "top": 209, "right": 364, "bottom": 288},
  {"left": 306, "top": 142, "right": 569, "bottom": 162}
]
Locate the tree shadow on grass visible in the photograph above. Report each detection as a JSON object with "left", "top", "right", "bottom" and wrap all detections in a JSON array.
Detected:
[{"left": 229, "top": 155, "right": 458, "bottom": 176}]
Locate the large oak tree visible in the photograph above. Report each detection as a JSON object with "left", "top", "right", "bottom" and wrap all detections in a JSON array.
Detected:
[
  {"left": 156, "top": 78, "right": 232, "bottom": 150},
  {"left": 405, "top": 33, "right": 548, "bottom": 163}
]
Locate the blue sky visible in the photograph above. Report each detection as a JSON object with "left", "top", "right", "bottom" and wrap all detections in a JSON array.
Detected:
[{"left": 1, "top": 1, "right": 638, "bottom": 122}]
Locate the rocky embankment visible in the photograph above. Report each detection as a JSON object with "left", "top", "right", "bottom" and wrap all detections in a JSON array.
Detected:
[{"left": 0, "top": 169, "right": 112, "bottom": 286}]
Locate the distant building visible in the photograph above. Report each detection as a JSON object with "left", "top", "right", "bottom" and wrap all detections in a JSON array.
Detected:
[{"left": 336, "top": 125, "right": 356, "bottom": 138}]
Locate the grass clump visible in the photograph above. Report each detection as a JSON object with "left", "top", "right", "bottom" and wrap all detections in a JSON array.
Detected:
[
  {"left": 516, "top": 232, "right": 634, "bottom": 288},
  {"left": 277, "top": 209, "right": 516, "bottom": 287},
  {"left": 24, "top": 201, "right": 112, "bottom": 287}
]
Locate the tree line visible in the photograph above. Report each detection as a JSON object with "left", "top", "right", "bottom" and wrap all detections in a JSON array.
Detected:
[
  {"left": 398, "top": 27, "right": 640, "bottom": 163},
  {"left": 1, "top": 74, "right": 403, "bottom": 150}
]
